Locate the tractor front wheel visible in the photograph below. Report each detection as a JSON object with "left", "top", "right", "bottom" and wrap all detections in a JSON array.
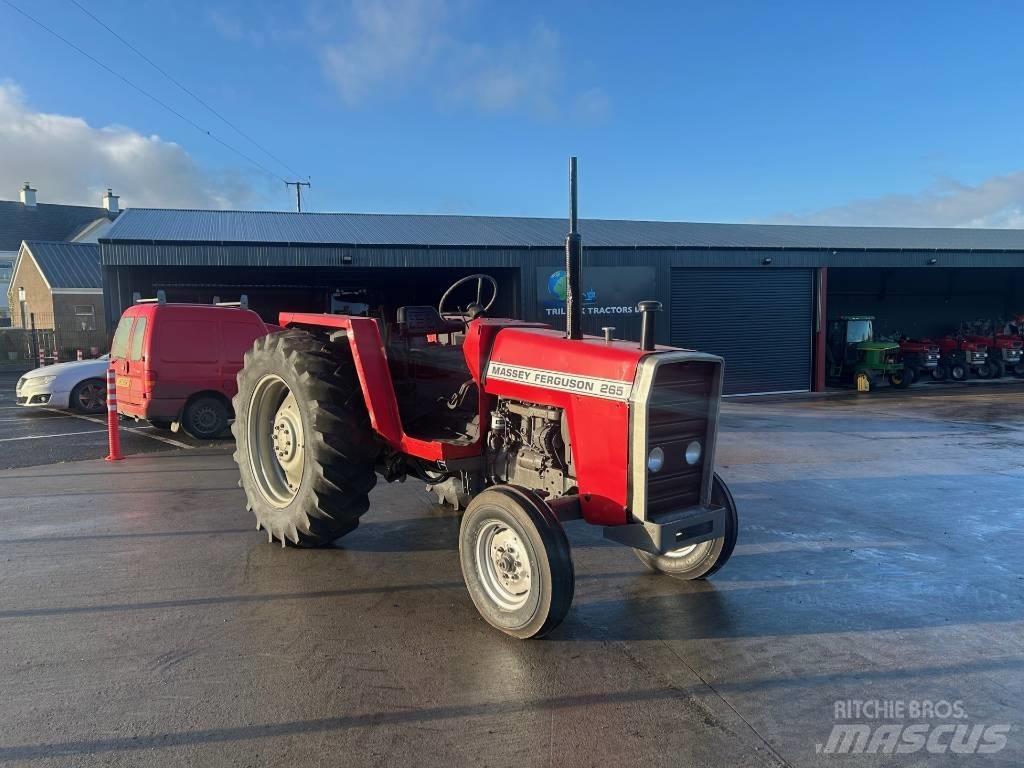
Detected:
[
  {"left": 634, "top": 473, "right": 739, "bottom": 581},
  {"left": 232, "top": 330, "right": 379, "bottom": 547},
  {"left": 949, "top": 363, "right": 968, "bottom": 382},
  {"left": 891, "top": 368, "right": 913, "bottom": 389},
  {"left": 459, "top": 486, "right": 574, "bottom": 639}
]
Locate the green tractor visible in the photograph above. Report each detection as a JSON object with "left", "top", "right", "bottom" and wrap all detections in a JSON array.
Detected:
[{"left": 827, "top": 315, "right": 911, "bottom": 392}]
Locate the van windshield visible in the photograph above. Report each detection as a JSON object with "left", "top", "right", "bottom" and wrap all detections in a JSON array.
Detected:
[{"left": 110, "top": 316, "right": 135, "bottom": 359}]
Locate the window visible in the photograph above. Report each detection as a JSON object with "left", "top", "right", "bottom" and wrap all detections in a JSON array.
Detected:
[
  {"left": 74, "top": 304, "right": 96, "bottom": 331},
  {"left": 129, "top": 316, "right": 148, "bottom": 361},
  {"left": 110, "top": 317, "right": 135, "bottom": 359}
]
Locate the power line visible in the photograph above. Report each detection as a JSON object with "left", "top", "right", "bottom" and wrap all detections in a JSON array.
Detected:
[
  {"left": 1, "top": 0, "right": 286, "bottom": 184},
  {"left": 66, "top": 0, "right": 304, "bottom": 181}
]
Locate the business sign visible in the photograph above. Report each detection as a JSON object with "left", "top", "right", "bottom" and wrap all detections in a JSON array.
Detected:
[{"left": 534, "top": 266, "right": 656, "bottom": 337}]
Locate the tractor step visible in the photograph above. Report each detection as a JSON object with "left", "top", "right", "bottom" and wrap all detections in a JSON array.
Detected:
[{"left": 603, "top": 504, "right": 726, "bottom": 555}]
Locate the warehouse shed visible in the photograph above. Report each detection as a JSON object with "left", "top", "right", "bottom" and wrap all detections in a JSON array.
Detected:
[{"left": 99, "top": 208, "right": 1024, "bottom": 395}]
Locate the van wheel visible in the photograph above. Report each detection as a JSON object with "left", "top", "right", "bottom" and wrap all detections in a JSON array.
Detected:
[{"left": 182, "top": 396, "right": 229, "bottom": 439}]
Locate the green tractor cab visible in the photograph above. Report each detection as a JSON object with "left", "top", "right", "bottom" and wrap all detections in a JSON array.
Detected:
[{"left": 827, "top": 316, "right": 911, "bottom": 392}]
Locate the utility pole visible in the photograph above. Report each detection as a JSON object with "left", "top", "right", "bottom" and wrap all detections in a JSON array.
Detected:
[{"left": 284, "top": 179, "right": 311, "bottom": 212}]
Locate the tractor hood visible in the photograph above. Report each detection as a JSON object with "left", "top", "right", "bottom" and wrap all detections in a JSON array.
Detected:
[
  {"left": 858, "top": 341, "right": 899, "bottom": 352},
  {"left": 485, "top": 326, "right": 667, "bottom": 400}
]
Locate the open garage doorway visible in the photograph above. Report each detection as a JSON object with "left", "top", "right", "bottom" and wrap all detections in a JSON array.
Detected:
[
  {"left": 131, "top": 266, "right": 521, "bottom": 326},
  {"left": 828, "top": 268, "right": 1024, "bottom": 340}
]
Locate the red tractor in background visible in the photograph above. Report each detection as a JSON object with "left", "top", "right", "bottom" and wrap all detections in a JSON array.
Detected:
[
  {"left": 936, "top": 335, "right": 988, "bottom": 381},
  {"left": 896, "top": 337, "right": 941, "bottom": 383},
  {"left": 964, "top": 331, "right": 1023, "bottom": 379},
  {"left": 231, "top": 159, "right": 738, "bottom": 638}
]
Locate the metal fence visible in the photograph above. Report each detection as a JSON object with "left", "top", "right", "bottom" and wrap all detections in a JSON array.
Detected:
[{"left": 0, "top": 312, "right": 107, "bottom": 365}]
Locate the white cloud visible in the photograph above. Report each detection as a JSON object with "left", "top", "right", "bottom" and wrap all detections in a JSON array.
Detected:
[
  {"left": 0, "top": 83, "right": 263, "bottom": 209},
  {"left": 321, "top": 0, "right": 447, "bottom": 104},
  {"left": 768, "top": 171, "right": 1024, "bottom": 228},
  {"left": 318, "top": 0, "right": 608, "bottom": 117}
]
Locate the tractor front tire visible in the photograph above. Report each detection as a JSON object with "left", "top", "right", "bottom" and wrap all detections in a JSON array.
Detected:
[
  {"left": 891, "top": 368, "right": 913, "bottom": 389},
  {"left": 949, "top": 363, "right": 968, "bottom": 382},
  {"left": 634, "top": 473, "right": 739, "bottom": 581},
  {"left": 233, "top": 330, "right": 378, "bottom": 547},
  {"left": 459, "top": 486, "right": 574, "bottom": 639},
  {"left": 932, "top": 366, "right": 948, "bottom": 382}
]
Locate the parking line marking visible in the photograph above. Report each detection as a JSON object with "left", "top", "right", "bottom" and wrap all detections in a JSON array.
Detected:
[
  {"left": 43, "top": 408, "right": 194, "bottom": 450},
  {"left": 0, "top": 429, "right": 107, "bottom": 442}
]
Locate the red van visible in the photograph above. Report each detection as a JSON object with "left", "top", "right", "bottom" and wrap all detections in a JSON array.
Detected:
[{"left": 109, "top": 297, "right": 274, "bottom": 439}]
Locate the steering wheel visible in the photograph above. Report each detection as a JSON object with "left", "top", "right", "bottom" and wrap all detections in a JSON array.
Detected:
[{"left": 438, "top": 274, "right": 498, "bottom": 321}]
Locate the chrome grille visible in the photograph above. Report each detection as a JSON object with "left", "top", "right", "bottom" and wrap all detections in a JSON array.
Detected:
[{"left": 644, "top": 361, "right": 716, "bottom": 516}]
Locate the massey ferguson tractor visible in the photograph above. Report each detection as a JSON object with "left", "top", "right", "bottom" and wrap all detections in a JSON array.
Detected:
[
  {"left": 964, "top": 329, "right": 1023, "bottom": 379},
  {"left": 896, "top": 337, "right": 941, "bottom": 383},
  {"left": 231, "top": 159, "right": 738, "bottom": 638}
]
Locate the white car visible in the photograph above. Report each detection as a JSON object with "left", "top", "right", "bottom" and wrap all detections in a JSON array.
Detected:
[{"left": 16, "top": 356, "right": 110, "bottom": 414}]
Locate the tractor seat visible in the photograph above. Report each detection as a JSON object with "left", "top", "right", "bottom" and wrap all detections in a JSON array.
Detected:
[{"left": 397, "top": 305, "right": 463, "bottom": 337}]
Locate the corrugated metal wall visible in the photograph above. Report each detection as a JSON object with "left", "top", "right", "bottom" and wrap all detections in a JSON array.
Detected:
[{"left": 670, "top": 268, "right": 815, "bottom": 394}]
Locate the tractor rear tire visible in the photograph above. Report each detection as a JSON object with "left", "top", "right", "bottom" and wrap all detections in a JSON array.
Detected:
[
  {"left": 932, "top": 366, "right": 948, "bottom": 382},
  {"left": 634, "top": 473, "right": 739, "bottom": 581},
  {"left": 232, "top": 330, "right": 379, "bottom": 547},
  {"left": 459, "top": 486, "right": 574, "bottom": 639}
]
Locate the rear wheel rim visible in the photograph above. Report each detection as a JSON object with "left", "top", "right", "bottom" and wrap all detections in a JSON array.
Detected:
[
  {"left": 475, "top": 519, "right": 533, "bottom": 611},
  {"left": 248, "top": 375, "right": 305, "bottom": 508}
]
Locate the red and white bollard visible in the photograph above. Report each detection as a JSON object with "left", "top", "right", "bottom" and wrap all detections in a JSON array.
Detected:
[
  {"left": 77, "top": 349, "right": 84, "bottom": 361},
  {"left": 104, "top": 368, "right": 123, "bottom": 462},
  {"left": 38, "top": 348, "right": 46, "bottom": 367}
]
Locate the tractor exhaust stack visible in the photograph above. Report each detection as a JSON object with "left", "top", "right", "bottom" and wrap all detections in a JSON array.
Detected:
[{"left": 565, "top": 156, "right": 583, "bottom": 340}]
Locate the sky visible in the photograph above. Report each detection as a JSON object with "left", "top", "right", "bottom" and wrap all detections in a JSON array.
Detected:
[{"left": 1, "top": 1, "right": 1023, "bottom": 227}]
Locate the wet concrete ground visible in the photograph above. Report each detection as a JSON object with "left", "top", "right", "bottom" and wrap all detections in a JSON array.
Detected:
[{"left": 0, "top": 386, "right": 1022, "bottom": 766}]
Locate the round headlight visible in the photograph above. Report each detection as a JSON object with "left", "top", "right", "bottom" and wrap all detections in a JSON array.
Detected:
[
  {"left": 647, "top": 446, "right": 664, "bottom": 473},
  {"left": 685, "top": 440, "right": 702, "bottom": 465}
]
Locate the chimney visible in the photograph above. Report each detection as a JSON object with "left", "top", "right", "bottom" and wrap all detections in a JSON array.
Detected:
[
  {"left": 20, "top": 182, "right": 37, "bottom": 207},
  {"left": 102, "top": 188, "right": 120, "bottom": 213}
]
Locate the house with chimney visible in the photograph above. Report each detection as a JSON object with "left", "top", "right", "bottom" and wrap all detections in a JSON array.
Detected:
[{"left": 2, "top": 183, "right": 120, "bottom": 359}]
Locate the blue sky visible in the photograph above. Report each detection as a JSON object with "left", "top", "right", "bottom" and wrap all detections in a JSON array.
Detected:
[{"left": 1, "top": 1, "right": 1023, "bottom": 227}]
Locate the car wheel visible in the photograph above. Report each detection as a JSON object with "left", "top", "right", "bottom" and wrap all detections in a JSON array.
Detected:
[{"left": 70, "top": 378, "right": 106, "bottom": 414}]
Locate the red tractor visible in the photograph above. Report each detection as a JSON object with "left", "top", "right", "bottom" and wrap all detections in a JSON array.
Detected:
[
  {"left": 896, "top": 337, "right": 940, "bottom": 383},
  {"left": 231, "top": 159, "right": 738, "bottom": 638},
  {"left": 936, "top": 335, "right": 988, "bottom": 381},
  {"left": 964, "top": 332, "right": 1023, "bottom": 379}
]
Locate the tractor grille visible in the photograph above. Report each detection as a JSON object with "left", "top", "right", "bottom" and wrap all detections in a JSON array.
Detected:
[{"left": 644, "top": 360, "right": 716, "bottom": 517}]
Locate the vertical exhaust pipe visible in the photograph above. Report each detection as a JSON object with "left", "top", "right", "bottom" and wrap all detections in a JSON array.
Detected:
[
  {"left": 565, "top": 156, "right": 583, "bottom": 340},
  {"left": 639, "top": 300, "right": 662, "bottom": 351}
]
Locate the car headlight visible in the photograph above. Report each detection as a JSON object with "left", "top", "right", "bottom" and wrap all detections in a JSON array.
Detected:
[
  {"left": 647, "top": 447, "right": 664, "bottom": 473},
  {"left": 25, "top": 375, "right": 57, "bottom": 388},
  {"left": 685, "top": 440, "right": 702, "bottom": 465}
]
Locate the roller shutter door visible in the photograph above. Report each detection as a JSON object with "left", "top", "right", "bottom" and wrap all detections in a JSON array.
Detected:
[{"left": 670, "top": 269, "right": 814, "bottom": 394}]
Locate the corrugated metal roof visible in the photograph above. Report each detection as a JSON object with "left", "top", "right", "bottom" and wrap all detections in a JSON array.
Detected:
[
  {"left": 23, "top": 241, "right": 102, "bottom": 289},
  {"left": 0, "top": 201, "right": 116, "bottom": 251},
  {"left": 103, "top": 207, "right": 1024, "bottom": 251}
]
